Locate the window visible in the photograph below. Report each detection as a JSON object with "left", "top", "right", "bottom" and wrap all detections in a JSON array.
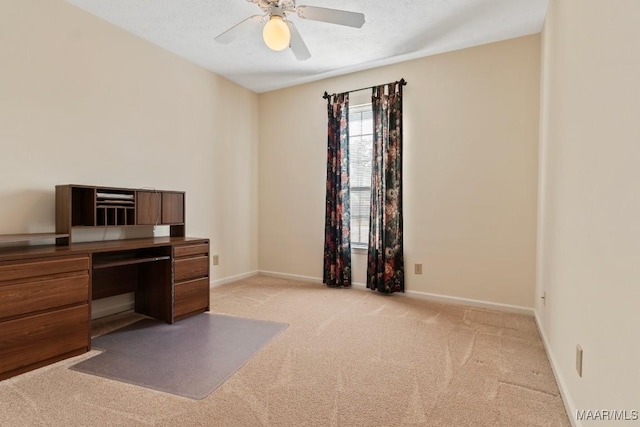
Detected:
[{"left": 349, "top": 103, "right": 373, "bottom": 247}]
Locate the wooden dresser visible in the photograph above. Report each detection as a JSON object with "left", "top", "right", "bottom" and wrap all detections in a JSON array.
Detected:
[
  {"left": 0, "top": 251, "right": 90, "bottom": 379},
  {"left": 173, "top": 242, "right": 210, "bottom": 320}
]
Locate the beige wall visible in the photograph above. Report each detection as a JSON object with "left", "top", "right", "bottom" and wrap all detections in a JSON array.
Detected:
[
  {"left": 259, "top": 35, "right": 541, "bottom": 308},
  {"left": 0, "top": 0, "right": 259, "bottom": 283},
  {"left": 537, "top": 0, "right": 640, "bottom": 422}
]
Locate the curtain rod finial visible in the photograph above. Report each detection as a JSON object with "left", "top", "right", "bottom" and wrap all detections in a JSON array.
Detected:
[{"left": 323, "top": 91, "right": 329, "bottom": 100}]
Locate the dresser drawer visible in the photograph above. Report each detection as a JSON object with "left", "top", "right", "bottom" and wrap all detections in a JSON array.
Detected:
[
  {"left": 0, "top": 304, "right": 89, "bottom": 375},
  {"left": 174, "top": 243, "right": 208, "bottom": 258},
  {"left": 174, "top": 277, "right": 209, "bottom": 318},
  {"left": 0, "top": 273, "right": 89, "bottom": 320},
  {"left": 0, "top": 256, "right": 89, "bottom": 282},
  {"left": 174, "top": 256, "right": 208, "bottom": 282}
]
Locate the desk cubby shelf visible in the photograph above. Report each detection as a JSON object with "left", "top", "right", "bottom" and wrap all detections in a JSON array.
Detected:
[
  {"left": 56, "top": 184, "right": 185, "bottom": 245},
  {"left": 96, "top": 189, "right": 136, "bottom": 226}
]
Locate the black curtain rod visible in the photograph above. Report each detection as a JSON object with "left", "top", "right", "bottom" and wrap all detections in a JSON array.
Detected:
[{"left": 323, "top": 78, "right": 407, "bottom": 99}]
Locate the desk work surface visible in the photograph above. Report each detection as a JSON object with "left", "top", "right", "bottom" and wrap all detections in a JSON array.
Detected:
[{"left": 0, "top": 236, "right": 209, "bottom": 262}]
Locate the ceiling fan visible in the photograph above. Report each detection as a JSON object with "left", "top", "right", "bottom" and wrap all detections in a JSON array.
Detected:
[{"left": 214, "top": 0, "right": 365, "bottom": 61}]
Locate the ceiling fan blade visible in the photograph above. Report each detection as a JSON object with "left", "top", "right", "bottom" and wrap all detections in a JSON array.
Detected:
[
  {"left": 296, "top": 6, "right": 365, "bottom": 28},
  {"left": 215, "top": 15, "right": 263, "bottom": 44},
  {"left": 287, "top": 21, "right": 311, "bottom": 61}
]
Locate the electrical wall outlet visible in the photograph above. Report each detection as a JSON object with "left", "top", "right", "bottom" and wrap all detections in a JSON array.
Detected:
[
  {"left": 576, "top": 345, "right": 583, "bottom": 377},
  {"left": 414, "top": 263, "right": 423, "bottom": 275},
  {"left": 212, "top": 254, "right": 219, "bottom": 266}
]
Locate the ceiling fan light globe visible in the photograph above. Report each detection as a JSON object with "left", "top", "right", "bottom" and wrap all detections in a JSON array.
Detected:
[{"left": 263, "top": 16, "right": 290, "bottom": 51}]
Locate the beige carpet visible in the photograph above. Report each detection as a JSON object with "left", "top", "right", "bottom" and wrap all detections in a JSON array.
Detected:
[{"left": 0, "top": 275, "right": 570, "bottom": 426}]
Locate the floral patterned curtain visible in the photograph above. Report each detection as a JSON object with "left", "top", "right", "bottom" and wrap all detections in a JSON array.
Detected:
[
  {"left": 367, "top": 83, "right": 404, "bottom": 293},
  {"left": 323, "top": 93, "right": 352, "bottom": 287}
]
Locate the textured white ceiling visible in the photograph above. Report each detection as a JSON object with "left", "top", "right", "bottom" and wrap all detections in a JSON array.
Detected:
[{"left": 65, "top": 0, "right": 548, "bottom": 93}]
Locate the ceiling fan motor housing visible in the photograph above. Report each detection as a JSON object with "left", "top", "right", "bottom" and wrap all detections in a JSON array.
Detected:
[{"left": 255, "top": 0, "right": 296, "bottom": 14}]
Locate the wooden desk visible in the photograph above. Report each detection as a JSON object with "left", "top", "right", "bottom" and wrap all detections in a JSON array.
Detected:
[{"left": 0, "top": 237, "right": 210, "bottom": 380}]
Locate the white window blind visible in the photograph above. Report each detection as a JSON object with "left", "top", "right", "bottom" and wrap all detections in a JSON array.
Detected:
[{"left": 349, "top": 103, "right": 373, "bottom": 247}]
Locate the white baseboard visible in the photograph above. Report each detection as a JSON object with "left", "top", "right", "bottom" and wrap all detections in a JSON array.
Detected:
[
  {"left": 259, "top": 271, "right": 533, "bottom": 316},
  {"left": 91, "top": 294, "right": 135, "bottom": 320},
  {"left": 534, "top": 312, "right": 579, "bottom": 427},
  {"left": 210, "top": 270, "right": 259, "bottom": 288},
  {"left": 259, "top": 270, "right": 323, "bottom": 284},
  {"left": 400, "top": 288, "right": 534, "bottom": 315}
]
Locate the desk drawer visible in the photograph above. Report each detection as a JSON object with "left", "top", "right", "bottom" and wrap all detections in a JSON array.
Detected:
[
  {"left": 174, "top": 278, "right": 209, "bottom": 318},
  {"left": 174, "top": 243, "right": 208, "bottom": 258},
  {"left": 0, "top": 256, "right": 89, "bottom": 282},
  {"left": 0, "top": 304, "right": 89, "bottom": 374},
  {"left": 0, "top": 273, "right": 89, "bottom": 320},
  {"left": 174, "top": 256, "right": 208, "bottom": 282}
]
